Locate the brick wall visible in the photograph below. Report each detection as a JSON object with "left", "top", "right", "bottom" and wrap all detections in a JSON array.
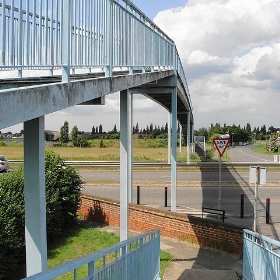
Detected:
[{"left": 79, "top": 195, "right": 243, "bottom": 256}]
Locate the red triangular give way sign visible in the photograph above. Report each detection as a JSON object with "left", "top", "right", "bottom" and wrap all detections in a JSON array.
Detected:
[{"left": 213, "top": 138, "right": 230, "bottom": 157}]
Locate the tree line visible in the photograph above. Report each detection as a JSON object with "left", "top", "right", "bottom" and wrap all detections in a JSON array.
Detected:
[
  {"left": 59, "top": 121, "right": 171, "bottom": 147},
  {"left": 59, "top": 121, "right": 280, "bottom": 151},
  {"left": 195, "top": 123, "right": 280, "bottom": 152}
]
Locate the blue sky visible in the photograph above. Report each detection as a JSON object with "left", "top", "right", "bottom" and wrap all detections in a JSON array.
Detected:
[{"left": 131, "top": 0, "right": 187, "bottom": 19}]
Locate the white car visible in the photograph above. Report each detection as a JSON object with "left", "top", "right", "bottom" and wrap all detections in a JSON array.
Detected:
[{"left": 0, "top": 155, "right": 9, "bottom": 172}]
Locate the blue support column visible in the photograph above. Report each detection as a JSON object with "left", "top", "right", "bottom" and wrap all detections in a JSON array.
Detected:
[
  {"left": 128, "top": 91, "right": 133, "bottom": 203},
  {"left": 120, "top": 90, "right": 131, "bottom": 241},
  {"left": 192, "top": 123, "right": 195, "bottom": 153},
  {"left": 171, "top": 88, "right": 177, "bottom": 212},
  {"left": 24, "top": 116, "right": 47, "bottom": 276},
  {"left": 168, "top": 113, "right": 171, "bottom": 164},
  {"left": 186, "top": 111, "right": 191, "bottom": 164}
]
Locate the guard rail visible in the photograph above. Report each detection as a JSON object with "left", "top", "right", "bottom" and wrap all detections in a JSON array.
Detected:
[{"left": 9, "top": 160, "right": 280, "bottom": 167}]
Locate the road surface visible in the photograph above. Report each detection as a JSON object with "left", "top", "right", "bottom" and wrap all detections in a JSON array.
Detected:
[{"left": 81, "top": 144, "right": 280, "bottom": 238}]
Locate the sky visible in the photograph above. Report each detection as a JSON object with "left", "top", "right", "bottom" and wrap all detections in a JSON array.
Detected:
[{"left": 3, "top": 0, "right": 280, "bottom": 133}]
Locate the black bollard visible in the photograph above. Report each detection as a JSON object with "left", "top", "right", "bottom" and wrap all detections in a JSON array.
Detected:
[
  {"left": 137, "top": 185, "right": 140, "bottom": 205},
  {"left": 164, "top": 187, "right": 167, "bottom": 207},
  {"left": 266, "top": 198, "right": 270, "bottom": 224},
  {"left": 240, "top": 193, "right": 244, "bottom": 218}
]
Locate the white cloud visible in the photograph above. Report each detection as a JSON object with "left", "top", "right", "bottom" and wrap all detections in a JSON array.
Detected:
[{"left": 154, "top": 0, "right": 280, "bottom": 129}]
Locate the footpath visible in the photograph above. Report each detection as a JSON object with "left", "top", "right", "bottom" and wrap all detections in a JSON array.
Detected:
[
  {"left": 101, "top": 221, "right": 243, "bottom": 280},
  {"left": 159, "top": 212, "right": 279, "bottom": 280},
  {"left": 100, "top": 201, "right": 280, "bottom": 280}
]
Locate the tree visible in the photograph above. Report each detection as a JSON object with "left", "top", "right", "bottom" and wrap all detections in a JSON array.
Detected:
[
  {"left": 164, "top": 122, "right": 168, "bottom": 133},
  {"left": 71, "top": 125, "right": 79, "bottom": 147},
  {"left": 113, "top": 124, "right": 117, "bottom": 133},
  {"left": 135, "top": 123, "right": 139, "bottom": 133},
  {"left": 77, "top": 135, "right": 90, "bottom": 147},
  {"left": 195, "top": 127, "right": 209, "bottom": 141},
  {"left": 146, "top": 125, "right": 150, "bottom": 134},
  {"left": 60, "top": 121, "right": 69, "bottom": 144},
  {"left": 99, "top": 124, "right": 103, "bottom": 134},
  {"left": 149, "top": 128, "right": 161, "bottom": 139},
  {"left": 245, "top": 123, "right": 251, "bottom": 134},
  {"left": 149, "top": 123, "right": 154, "bottom": 132},
  {"left": 91, "top": 125, "right": 95, "bottom": 135}
]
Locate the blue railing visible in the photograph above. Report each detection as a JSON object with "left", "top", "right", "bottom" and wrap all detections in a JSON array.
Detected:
[
  {"left": 0, "top": 0, "right": 174, "bottom": 73},
  {"left": 22, "top": 228, "right": 161, "bottom": 280},
  {"left": 0, "top": 0, "right": 192, "bottom": 110},
  {"left": 243, "top": 229, "right": 280, "bottom": 280}
]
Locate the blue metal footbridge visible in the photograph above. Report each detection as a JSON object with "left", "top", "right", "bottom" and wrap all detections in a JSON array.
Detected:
[{"left": 1, "top": 0, "right": 193, "bottom": 278}]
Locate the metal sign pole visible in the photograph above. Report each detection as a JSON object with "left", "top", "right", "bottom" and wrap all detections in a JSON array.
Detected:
[
  {"left": 253, "top": 167, "right": 259, "bottom": 232},
  {"left": 218, "top": 155, "right": 222, "bottom": 210}
]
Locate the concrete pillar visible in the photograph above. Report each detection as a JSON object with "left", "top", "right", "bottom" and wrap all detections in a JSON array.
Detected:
[
  {"left": 120, "top": 90, "right": 132, "bottom": 241},
  {"left": 24, "top": 116, "right": 47, "bottom": 276},
  {"left": 186, "top": 111, "right": 191, "bottom": 164},
  {"left": 128, "top": 91, "right": 133, "bottom": 203},
  {"left": 168, "top": 113, "right": 171, "bottom": 164},
  {"left": 171, "top": 88, "right": 177, "bottom": 212}
]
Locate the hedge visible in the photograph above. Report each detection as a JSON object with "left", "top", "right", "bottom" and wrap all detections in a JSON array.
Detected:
[{"left": 0, "top": 151, "right": 83, "bottom": 278}]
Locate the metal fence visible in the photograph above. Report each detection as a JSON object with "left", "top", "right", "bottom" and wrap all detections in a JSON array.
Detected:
[
  {"left": 22, "top": 228, "right": 161, "bottom": 280},
  {"left": 0, "top": 0, "right": 192, "bottom": 109},
  {"left": 243, "top": 229, "right": 280, "bottom": 280},
  {"left": 0, "top": 0, "right": 174, "bottom": 71}
]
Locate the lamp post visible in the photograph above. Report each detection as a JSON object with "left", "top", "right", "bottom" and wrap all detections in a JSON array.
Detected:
[{"left": 231, "top": 133, "right": 234, "bottom": 147}]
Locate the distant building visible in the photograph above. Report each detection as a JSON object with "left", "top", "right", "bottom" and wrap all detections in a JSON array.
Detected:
[{"left": 45, "top": 130, "right": 60, "bottom": 141}]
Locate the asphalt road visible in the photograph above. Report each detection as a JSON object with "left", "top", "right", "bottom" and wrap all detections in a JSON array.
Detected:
[
  {"left": 81, "top": 144, "right": 280, "bottom": 237},
  {"left": 79, "top": 145, "right": 280, "bottom": 183},
  {"left": 228, "top": 144, "right": 276, "bottom": 162},
  {"left": 79, "top": 169, "right": 280, "bottom": 183}
]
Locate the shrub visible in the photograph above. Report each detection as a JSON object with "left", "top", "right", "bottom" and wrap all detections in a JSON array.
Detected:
[
  {"left": 45, "top": 151, "right": 84, "bottom": 240},
  {"left": 0, "top": 168, "right": 25, "bottom": 278},
  {"left": 99, "top": 139, "right": 106, "bottom": 148},
  {"left": 0, "top": 151, "right": 83, "bottom": 278}
]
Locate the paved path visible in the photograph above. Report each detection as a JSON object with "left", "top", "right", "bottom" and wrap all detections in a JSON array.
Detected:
[{"left": 100, "top": 225, "right": 242, "bottom": 280}]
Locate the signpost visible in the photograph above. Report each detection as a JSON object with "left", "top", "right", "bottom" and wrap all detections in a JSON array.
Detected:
[
  {"left": 213, "top": 138, "right": 230, "bottom": 210},
  {"left": 249, "top": 166, "right": 266, "bottom": 232}
]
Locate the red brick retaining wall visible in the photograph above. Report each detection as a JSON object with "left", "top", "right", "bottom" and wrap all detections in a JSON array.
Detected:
[{"left": 79, "top": 195, "right": 243, "bottom": 256}]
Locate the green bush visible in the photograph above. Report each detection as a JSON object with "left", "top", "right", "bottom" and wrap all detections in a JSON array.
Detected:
[
  {"left": 0, "top": 168, "right": 25, "bottom": 278},
  {"left": 0, "top": 151, "right": 83, "bottom": 278}
]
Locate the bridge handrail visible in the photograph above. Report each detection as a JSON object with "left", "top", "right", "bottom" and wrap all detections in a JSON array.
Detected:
[
  {"left": 243, "top": 229, "right": 280, "bottom": 280},
  {"left": 22, "top": 228, "right": 161, "bottom": 280},
  {"left": 0, "top": 0, "right": 192, "bottom": 109},
  {"left": 0, "top": 0, "right": 175, "bottom": 73}
]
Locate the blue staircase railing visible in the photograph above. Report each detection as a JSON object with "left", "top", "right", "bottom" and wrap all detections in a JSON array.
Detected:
[
  {"left": 243, "top": 229, "right": 280, "bottom": 280},
  {"left": 22, "top": 228, "right": 161, "bottom": 280}
]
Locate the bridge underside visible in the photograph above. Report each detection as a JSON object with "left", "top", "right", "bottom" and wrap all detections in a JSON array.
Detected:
[
  {"left": 131, "top": 76, "right": 193, "bottom": 140},
  {"left": 0, "top": 70, "right": 193, "bottom": 130}
]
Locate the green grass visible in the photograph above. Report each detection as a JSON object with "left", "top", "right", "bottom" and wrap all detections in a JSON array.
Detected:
[
  {"left": 1, "top": 140, "right": 190, "bottom": 162},
  {"left": 46, "top": 222, "right": 173, "bottom": 279},
  {"left": 160, "top": 250, "right": 173, "bottom": 276},
  {"left": 252, "top": 144, "right": 269, "bottom": 154}
]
